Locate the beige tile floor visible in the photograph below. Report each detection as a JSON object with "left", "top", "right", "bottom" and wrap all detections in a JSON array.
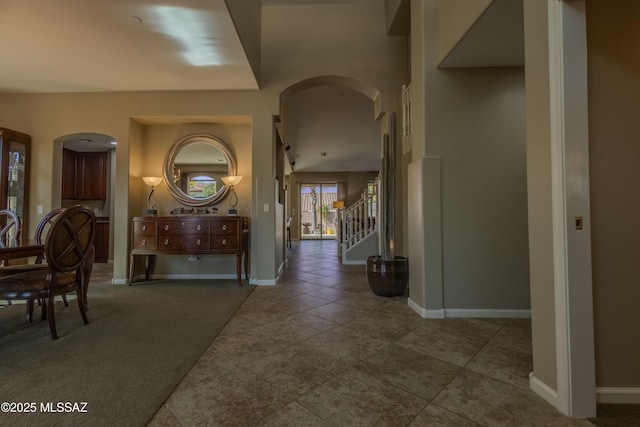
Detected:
[{"left": 145, "top": 240, "right": 602, "bottom": 426}]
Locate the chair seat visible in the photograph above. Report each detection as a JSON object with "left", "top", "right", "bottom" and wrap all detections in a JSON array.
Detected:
[{"left": 0, "top": 270, "right": 76, "bottom": 300}]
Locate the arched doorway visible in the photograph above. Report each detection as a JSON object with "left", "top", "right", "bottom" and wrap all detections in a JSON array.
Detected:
[
  {"left": 53, "top": 132, "right": 116, "bottom": 263},
  {"left": 277, "top": 76, "right": 385, "bottom": 251}
]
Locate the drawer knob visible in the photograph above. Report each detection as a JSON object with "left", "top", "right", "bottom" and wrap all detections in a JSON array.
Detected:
[
  {"left": 141, "top": 239, "right": 146, "bottom": 246},
  {"left": 222, "top": 239, "right": 227, "bottom": 245},
  {"left": 197, "top": 225, "right": 201, "bottom": 231},
  {"left": 142, "top": 225, "right": 147, "bottom": 231},
  {"left": 196, "top": 239, "right": 201, "bottom": 245},
  {"left": 164, "top": 225, "right": 170, "bottom": 231},
  {"left": 164, "top": 239, "right": 169, "bottom": 246},
  {"left": 222, "top": 225, "right": 227, "bottom": 231}
]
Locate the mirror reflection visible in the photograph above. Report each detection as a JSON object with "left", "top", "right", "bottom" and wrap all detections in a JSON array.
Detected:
[
  {"left": 173, "top": 142, "right": 227, "bottom": 198},
  {"left": 163, "top": 134, "right": 237, "bottom": 207}
]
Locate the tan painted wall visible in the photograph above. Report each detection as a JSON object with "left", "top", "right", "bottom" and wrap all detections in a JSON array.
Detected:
[
  {"left": 407, "top": 0, "right": 429, "bottom": 308},
  {"left": 409, "top": 0, "right": 530, "bottom": 313},
  {"left": 587, "top": 0, "right": 640, "bottom": 388},
  {"left": 523, "top": 0, "right": 557, "bottom": 390}
]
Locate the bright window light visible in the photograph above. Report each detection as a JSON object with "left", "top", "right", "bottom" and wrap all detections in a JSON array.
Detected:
[{"left": 151, "top": 6, "right": 222, "bottom": 66}]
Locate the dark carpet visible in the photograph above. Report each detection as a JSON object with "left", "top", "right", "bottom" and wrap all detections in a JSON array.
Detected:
[
  {"left": 0, "top": 278, "right": 254, "bottom": 427},
  {"left": 589, "top": 403, "right": 640, "bottom": 427}
]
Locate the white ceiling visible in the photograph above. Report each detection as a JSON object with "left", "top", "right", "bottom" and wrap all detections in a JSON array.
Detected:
[{"left": 0, "top": 0, "right": 258, "bottom": 94}]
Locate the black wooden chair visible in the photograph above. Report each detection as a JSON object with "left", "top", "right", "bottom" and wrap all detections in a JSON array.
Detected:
[
  {"left": 0, "top": 208, "right": 20, "bottom": 245},
  {"left": 0, "top": 208, "right": 21, "bottom": 306},
  {"left": 0, "top": 208, "right": 65, "bottom": 273},
  {"left": 0, "top": 208, "right": 71, "bottom": 307},
  {"left": 0, "top": 205, "right": 96, "bottom": 339}
]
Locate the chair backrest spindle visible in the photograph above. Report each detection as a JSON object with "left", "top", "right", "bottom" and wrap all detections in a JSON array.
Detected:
[{"left": 0, "top": 209, "right": 21, "bottom": 244}]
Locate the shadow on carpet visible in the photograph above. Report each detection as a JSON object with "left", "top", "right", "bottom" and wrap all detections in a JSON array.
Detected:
[
  {"left": 0, "top": 280, "right": 254, "bottom": 427},
  {"left": 588, "top": 403, "right": 640, "bottom": 427}
]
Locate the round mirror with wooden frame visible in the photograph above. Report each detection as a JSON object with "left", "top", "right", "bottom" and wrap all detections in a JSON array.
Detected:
[{"left": 163, "top": 133, "right": 237, "bottom": 207}]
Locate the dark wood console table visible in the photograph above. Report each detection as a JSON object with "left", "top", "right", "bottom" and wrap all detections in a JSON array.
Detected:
[{"left": 129, "top": 216, "right": 249, "bottom": 286}]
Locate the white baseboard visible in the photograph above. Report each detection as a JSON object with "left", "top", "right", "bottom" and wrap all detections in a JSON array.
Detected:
[
  {"left": 152, "top": 273, "right": 240, "bottom": 280},
  {"left": 407, "top": 298, "right": 445, "bottom": 318},
  {"left": 251, "top": 278, "right": 276, "bottom": 286},
  {"left": 407, "top": 298, "right": 426, "bottom": 316},
  {"left": 445, "top": 308, "right": 531, "bottom": 318},
  {"left": 342, "top": 260, "right": 366, "bottom": 265},
  {"left": 530, "top": 372, "right": 559, "bottom": 409},
  {"left": 128, "top": 273, "right": 251, "bottom": 284},
  {"left": 128, "top": 272, "right": 275, "bottom": 286},
  {"left": 425, "top": 309, "right": 446, "bottom": 318},
  {"left": 596, "top": 388, "right": 640, "bottom": 404},
  {"left": 113, "top": 278, "right": 127, "bottom": 285},
  {"left": 528, "top": 376, "right": 640, "bottom": 408},
  {"left": 406, "top": 299, "right": 531, "bottom": 319}
]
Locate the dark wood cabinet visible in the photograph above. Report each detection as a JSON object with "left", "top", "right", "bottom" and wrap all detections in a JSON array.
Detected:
[
  {"left": 94, "top": 221, "right": 109, "bottom": 263},
  {"left": 82, "top": 153, "right": 107, "bottom": 200},
  {"left": 0, "top": 128, "right": 30, "bottom": 234},
  {"left": 61, "top": 148, "right": 77, "bottom": 200},
  {"left": 129, "top": 216, "right": 249, "bottom": 285},
  {"left": 62, "top": 148, "right": 107, "bottom": 201}
]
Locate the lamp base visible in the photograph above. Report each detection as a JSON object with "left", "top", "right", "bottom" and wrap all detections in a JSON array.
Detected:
[
  {"left": 146, "top": 209, "right": 158, "bottom": 216},
  {"left": 227, "top": 209, "right": 238, "bottom": 216}
]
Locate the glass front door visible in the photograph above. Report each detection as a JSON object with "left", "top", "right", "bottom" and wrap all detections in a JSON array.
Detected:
[{"left": 300, "top": 183, "right": 338, "bottom": 240}]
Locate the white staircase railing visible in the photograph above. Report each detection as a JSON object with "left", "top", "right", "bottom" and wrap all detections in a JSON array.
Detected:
[{"left": 337, "top": 186, "right": 377, "bottom": 257}]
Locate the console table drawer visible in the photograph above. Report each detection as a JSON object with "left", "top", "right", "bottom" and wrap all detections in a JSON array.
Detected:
[
  {"left": 211, "top": 220, "right": 237, "bottom": 235},
  {"left": 133, "top": 236, "right": 157, "bottom": 251},
  {"left": 211, "top": 235, "right": 238, "bottom": 250},
  {"left": 159, "top": 235, "right": 210, "bottom": 252},
  {"left": 159, "top": 219, "right": 209, "bottom": 235},
  {"left": 134, "top": 220, "right": 157, "bottom": 236}
]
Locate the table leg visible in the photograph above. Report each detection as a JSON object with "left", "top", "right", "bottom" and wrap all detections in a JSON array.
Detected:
[
  {"left": 83, "top": 245, "right": 94, "bottom": 310},
  {"left": 243, "top": 250, "right": 249, "bottom": 281},
  {"left": 128, "top": 254, "right": 135, "bottom": 285},
  {"left": 236, "top": 253, "right": 242, "bottom": 287},
  {"left": 144, "top": 255, "right": 151, "bottom": 280}
]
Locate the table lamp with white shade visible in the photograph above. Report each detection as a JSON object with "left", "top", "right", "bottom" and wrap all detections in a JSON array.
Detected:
[
  {"left": 221, "top": 175, "right": 242, "bottom": 216},
  {"left": 142, "top": 176, "right": 163, "bottom": 216}
]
